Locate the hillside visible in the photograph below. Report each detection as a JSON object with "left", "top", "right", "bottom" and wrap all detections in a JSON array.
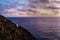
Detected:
[{"left": 0, "top": 15, "right": 36, "bottom": 40}]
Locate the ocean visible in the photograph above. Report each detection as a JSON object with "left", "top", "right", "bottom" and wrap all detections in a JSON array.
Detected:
[{"left": 7, "top": 17, "right": 60, "bottom": 40}]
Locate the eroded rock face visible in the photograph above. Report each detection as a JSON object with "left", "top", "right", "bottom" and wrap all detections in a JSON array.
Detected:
[{"left": 0, "top": 15, "right": 36, "bottom": 40}]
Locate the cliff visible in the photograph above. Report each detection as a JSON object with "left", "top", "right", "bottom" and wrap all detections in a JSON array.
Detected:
[{"left": 0, "top": 15, "right": 36, "bottom": 40}]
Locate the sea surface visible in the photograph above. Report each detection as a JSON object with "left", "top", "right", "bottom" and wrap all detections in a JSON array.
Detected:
[{"left": 7, "top": 17, "right": 60, "bottom": 40}]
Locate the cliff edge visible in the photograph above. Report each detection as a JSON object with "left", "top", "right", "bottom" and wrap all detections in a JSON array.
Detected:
[{"left": 0, "top": 15, "right": 36, "bottom": 40}]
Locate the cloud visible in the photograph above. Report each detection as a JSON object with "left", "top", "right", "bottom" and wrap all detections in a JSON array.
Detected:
[
  {"left": 29, "top": 0, "right": 49, "bottom": 4},
  {"left": 28, "top": 0, "right": 50, "bottom": 9},
  {"left": 39, "top": 0, "right": 49, "bottom": 3},
  {"left": 45, "top": 6, "right": 60, "bottom": 9},
  {"left": 0, "top": 0, "right": 60, "bottom": 17}
]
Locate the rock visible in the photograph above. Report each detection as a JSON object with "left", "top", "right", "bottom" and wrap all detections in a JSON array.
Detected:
[{"left": 0, "top": 15, "right": 36, "bottom": 40}]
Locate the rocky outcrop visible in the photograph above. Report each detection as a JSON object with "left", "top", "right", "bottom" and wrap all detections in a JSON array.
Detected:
[{"left": 0, "top": 15, "right": 36, "bottom": 40}]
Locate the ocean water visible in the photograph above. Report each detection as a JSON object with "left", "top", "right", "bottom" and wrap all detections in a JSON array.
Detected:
[{"left": 7, "top": 17, "right": 60, "bottom": 40}]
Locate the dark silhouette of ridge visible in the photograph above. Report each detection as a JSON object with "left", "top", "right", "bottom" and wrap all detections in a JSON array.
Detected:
[{"left": 0, "top": 15, "right": 36, "bottom": 40}]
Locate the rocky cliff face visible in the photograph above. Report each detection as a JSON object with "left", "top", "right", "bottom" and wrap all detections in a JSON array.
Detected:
[{"left": 0, "top": 15, "right": 36, "bottom": 40}]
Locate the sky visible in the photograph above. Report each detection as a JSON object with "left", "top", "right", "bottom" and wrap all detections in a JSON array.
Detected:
[{"left": 0, "top": 0, "right": 60, "bottom": 17}]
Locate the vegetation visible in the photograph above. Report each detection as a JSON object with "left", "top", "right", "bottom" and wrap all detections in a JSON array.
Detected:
[{"left": 0, "top": 15, "right": 36, "bottom": 40}]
